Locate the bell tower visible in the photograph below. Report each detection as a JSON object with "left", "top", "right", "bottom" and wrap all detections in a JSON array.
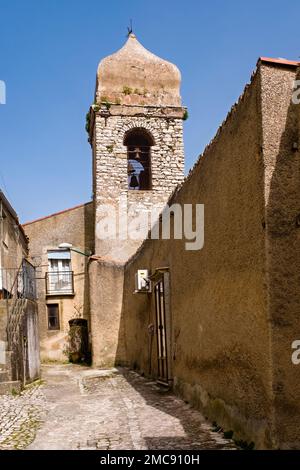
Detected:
[{"left": 87, "top": 33, "right": 186, "bottom": 262}]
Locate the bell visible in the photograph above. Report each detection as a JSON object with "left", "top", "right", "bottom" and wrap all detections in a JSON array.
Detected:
[
  {"left": 130, "top": 174, "right": 139, "bottom": 189},
  {"left": 134, "top": 147, "right": 141, "bottom": 159}
]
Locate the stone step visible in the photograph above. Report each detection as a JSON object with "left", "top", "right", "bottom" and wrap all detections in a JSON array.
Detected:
[
  {"left": 0, "top": 370, "right": 10, "bottom": 382},
  {"left": 0, "top": 380, "right": 21, "bottom": 395}
]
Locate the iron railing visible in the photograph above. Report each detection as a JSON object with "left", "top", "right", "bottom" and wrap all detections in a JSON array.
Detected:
[
  {"left": 6, "top": 259, "right": 37, "bottom": 351},
  {"left": 45, "top": 271, "right": 74, "bottom": 295},
  {"left": 21, "top": 259, "right": 36, "bottom": 300},
  {"left": 1, "top": 259, "right": 36, "bottom": 300}
]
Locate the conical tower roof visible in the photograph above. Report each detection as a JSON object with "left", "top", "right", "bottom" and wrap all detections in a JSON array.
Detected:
[{"left": 96, "top": 34, "right": 181, "bottom": 106}]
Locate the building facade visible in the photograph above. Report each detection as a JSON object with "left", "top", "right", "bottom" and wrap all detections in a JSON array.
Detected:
[
  {"left": 0, "top": 190, "right": 39, "bottom": 393},
  {"left": 0, "top": 190, "right": 28, "bottom": 298},
  {"left": 24, "top": 202, "right": 94, "bottom": 362},
  {"left": 23, "top": 36, "right": 300, "bottom": 448}
]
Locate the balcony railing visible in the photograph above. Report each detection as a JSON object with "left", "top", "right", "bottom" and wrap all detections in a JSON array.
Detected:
[{"left": 45, "top": 271, "right": 74, "bottom": 295}]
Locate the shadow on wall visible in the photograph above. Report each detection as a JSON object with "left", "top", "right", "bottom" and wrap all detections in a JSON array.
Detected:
[
  {"left": 266, "top": 68, "right": 300, "bottom": 448},
  {"left": 84, "top": 201, "right": 94, "bottom": 354},
  {"left": 109, "top": 65, "right": 300, "bottom": 448},
  {"left": 114, "top": 236, "right": 162, "bottom": 374}
]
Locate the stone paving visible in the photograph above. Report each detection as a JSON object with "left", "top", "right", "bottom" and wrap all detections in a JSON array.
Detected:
[
  {"left": 0, "top": 364, "right": 236, "bottom": 450},
  {"left": 0, "top": 381, "right": 46, "bottom": 449}
]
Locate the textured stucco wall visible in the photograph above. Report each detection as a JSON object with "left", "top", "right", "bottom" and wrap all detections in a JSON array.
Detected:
[
  {"left": 89, "top": 259, "right": 125, "bottom": 367},
  {"left": 24, "top": 202, "right": 94, "bottom": 362},
  {"left": 119, "top": 67, "right": 277, "bottom": 448},
  {"left": 25, "top": 299, "right": 40, "bottom": 382},
  {"left": 261, "top": 63, "right": 300, "bottom": 448},
  {"left": 96, "top": 34, "right": 182, "bottom": 107}
]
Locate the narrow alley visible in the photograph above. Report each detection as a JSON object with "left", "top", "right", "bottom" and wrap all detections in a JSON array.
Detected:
[{"left": 0, "top": 364, "right": 235, "bottom": 450}]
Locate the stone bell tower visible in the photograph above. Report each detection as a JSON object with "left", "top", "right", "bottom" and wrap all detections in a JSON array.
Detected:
[{"left": 87, "top": 33, "right": 186, "bottom": 263}]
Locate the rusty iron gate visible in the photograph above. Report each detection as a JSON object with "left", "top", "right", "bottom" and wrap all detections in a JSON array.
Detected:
[{"left": 154, "top": 277, "right": 169, "bottom": 384}]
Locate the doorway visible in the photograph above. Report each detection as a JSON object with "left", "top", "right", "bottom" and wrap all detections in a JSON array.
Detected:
[{"left": 154, "top": 274, "right": 172, "bottom": 385}]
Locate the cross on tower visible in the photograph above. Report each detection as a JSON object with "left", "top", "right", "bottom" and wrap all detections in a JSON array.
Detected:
[{"left": 127, "top": 19, "right": 133, "bottom": 37}]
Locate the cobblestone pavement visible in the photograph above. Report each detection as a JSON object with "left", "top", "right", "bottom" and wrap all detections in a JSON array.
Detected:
[
  {"left": 0, "top": 382, "right": 46, "bottom": 449},
  {"left": 0, "top": 364, "right": 236, "bottom": 450}
]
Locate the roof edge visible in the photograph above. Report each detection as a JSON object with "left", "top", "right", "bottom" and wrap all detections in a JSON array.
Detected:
[
  {"left": 259, "top": 57, "right": 299, "bottom": 67},
  {"left": 23, "top": 201, "right": 93, "bottom": 226},
  {"left": 0, "top": 190, "right": 28, "bottom": 244},
  {"left": 0, "top": 190, "right": 18, "bottom": 221}
]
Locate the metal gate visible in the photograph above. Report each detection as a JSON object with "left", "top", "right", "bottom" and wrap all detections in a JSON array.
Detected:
[{"left": 154, "top": 278, "right": 169, "bottom": 384}]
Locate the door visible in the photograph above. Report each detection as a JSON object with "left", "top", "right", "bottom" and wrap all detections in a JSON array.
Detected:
[{"left": 154, "top": 277, "right": 169, "bottom": 384}]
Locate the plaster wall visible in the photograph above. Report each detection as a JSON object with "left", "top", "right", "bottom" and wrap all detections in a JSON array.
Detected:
[{"left": 24, "top": 202, "right": 94, "bottom": 362}]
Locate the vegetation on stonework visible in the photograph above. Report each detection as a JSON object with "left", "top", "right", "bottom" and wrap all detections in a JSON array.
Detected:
[
  {"left": 183, "top": 109, "right": 189, "bottom": 120},
  {"left": 40, "top": 358, "right": 69, "bottom": 365},
  {"left": 64, "top": 324, "right": 91, "bottom": 366},
  {"left": 123, "top": 85, "right": 133, "bottom": 95},
  {"left": 85, "top": 100, "right": 109, "bottom": 136},
  {"left": 211, "top": 421, "right": 254, "bottom": 450},
  {"left": 95, "top": 98, "right": 111, "bottom": 110},
  {"left": 24, "top": 378, "right": 45, "bottom": 389},
  {"left": 223, "top": 430, "right": 234, "bottom": 439},
  {"left": 92, "top": 102, "right": 101, "bottom": 112},
  {"left": 85, "top": 112, "right": 90, "bottom": 133},
  {"left": 234, "top": 439, "right": 255, "bottom": 450},
  {"left": 103, "top": 101, "right": 111, "bottom": 109}
]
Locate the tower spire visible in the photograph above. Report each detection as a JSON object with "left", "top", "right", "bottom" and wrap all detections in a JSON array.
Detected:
[{"left": 127, "top": 19, "right": 133, "bottom": 37}]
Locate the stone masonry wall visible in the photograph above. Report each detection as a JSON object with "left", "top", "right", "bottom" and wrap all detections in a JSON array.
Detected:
[
  {"left": 89, "top": 104, "right": 185, "bottom": 365},
  {"left": 92, "top": 105, "right": 185, "bottom": 262}
]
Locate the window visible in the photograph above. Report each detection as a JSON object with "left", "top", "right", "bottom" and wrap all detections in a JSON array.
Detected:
[
  {"left": 46, "top": 250, "right": 74, "bottom": 295},
  {"left": 47, "top": 304, "right": 60, "bottom": 330},
  {"left": 124, "top": 128, "right": 154, "bottom": 190},
  {"left": 49, "top": 258, "right": 71, "bottom": 273}
]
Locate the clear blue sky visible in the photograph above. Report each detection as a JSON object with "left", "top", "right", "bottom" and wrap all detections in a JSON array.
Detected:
[{"left": 1, "top": 0, "right": 300, "bottom": 222}]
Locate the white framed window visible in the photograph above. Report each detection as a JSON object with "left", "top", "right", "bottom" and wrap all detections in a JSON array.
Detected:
[
  {"left": 46, "top": 250, "right": 73, "bottom": 295},
  {"left": 48, "top": 257, "right": 71, "bottom": 273}
]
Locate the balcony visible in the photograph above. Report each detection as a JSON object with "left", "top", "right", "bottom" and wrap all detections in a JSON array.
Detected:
[{"left": 45, "top": 271, "right": 74, "bottom": 296}]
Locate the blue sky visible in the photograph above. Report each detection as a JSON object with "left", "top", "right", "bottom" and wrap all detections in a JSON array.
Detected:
[{"left": 1, "top": 0, "right": 300, "bottom": 222}]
